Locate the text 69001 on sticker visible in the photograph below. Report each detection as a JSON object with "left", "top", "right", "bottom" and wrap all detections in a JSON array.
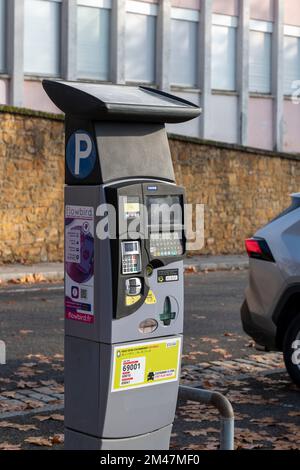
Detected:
[{"left": 111, "top": 337, "right": 181, "bottom": 392}]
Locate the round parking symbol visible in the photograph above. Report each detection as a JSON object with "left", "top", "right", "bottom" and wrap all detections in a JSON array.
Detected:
[{"left": 66, "top": 130, "right": 96, "bottom": 179}]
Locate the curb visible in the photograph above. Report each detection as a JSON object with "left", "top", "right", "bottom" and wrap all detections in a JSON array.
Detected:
[
  {"left": 0, "top": 263, "right": 64, "bottom": 284},
  {"left": 0, "top": 257, "right": 248, "bottom": 284},
  {"left": 184, "top": 259, "right": 249, "bottom": 273}
]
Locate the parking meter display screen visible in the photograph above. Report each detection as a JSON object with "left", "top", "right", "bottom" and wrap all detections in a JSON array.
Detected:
[
  {"left": 124, "top": 242, "right": 135, "bottom": 252},
  {"left": 147, "top": 196, "right": 184, "bottom": 257},
  {"left": 147, "top": 195, "right": 182, "bottom": 228}
]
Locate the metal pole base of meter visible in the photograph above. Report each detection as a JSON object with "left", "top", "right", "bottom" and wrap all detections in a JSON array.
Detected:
[{"left": 178, "top": 385, "right": 235, "bottom": 451}]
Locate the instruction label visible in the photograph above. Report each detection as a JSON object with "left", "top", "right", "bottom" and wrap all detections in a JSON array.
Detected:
[
  {"left": 65, "top": 205, "right": 94, "bottom": 324},
  {"left": 145, "top": 290, "right": 157, "bottom": 305},
  {"left": 125, "top": 295, "right": 141, "bottom": 306},
  {"left": 157, "top": 269, "right": 179, "bottom": 283},
  {"left": 111, "top": 337, "right": 181, "bottom": 392}
]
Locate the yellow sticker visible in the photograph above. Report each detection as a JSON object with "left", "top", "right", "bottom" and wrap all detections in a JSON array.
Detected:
[
  {"left": 112, "top": 337, "right": 181, "bottom": 392},
  {"left": 145, "top": 290, "right": 157, "bottom": 305},
  {"left": 124, "top": 202, "right": 140, "bottom": 213},
  {"left": 125, "top": 295, "right": 141, "bottom": 306}
]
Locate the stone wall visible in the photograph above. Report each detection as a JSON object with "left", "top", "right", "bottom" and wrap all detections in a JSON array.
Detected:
[
  {"left": 169, "top": 135, "right": 300, "bottom": 254},
  {"left": 0, "top": 106, "right": 300, "bottom": 264},
  {"left": 0, "top": 108, "right": 64, "bottom": 264}
]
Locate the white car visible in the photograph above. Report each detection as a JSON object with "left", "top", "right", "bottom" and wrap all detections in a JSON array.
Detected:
[{"left": 241, "top": 193, "right": 300, "bottom": 386}]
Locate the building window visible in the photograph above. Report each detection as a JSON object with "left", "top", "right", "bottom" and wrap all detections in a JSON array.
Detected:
[
  {"left": 284, "top": 26, "right": 300, "bottom": 96},
  {"left": 24, "top": 0, "right": 61, "bottom": 76},
  {"left": 125, "top": 1, "right": 157, "bottom": 83},
  {"left": 0, "top": 0, "right": 6, "bottom": 72},
  {"left": 170, "top": 8, "right": 199, "bottom": 88},
  {"left": 77, "top": 0, "right": 111, "bottom": 81},
  {"left": 211, "top": 14, "right": 237, "bottom": 91},
  {"left": 249, "top": 21, "right": 272, "bottom": 94}
]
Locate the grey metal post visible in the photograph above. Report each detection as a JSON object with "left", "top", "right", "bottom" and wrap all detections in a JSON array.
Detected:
[
  {"left": 179, "top": 385, "right": 235, "bottom": 451},
  {"left": 156, "top": 0, "right": 171, "bottom": 92},
  {"left": 61, "top": 0, "right": 77, "bottom": 81},
  {"left": 273, "top": 0, "right": 284, "bottom": 152},
  {"left": 237, "top": 0, "right": 250, "bottom": 146},
  {"left": 111, "top": 0, "right": 126, "bottom": 84},
  {"left": 7, "top": 0, "right": 24, "bottom": 107},
  {"left": 199, "top": 0, "right": 212, "bottom": 140}
]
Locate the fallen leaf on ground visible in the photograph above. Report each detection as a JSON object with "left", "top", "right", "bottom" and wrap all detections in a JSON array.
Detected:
[
  {"left": 200, "top": 337, "right": 218, "bottom": 344},
  {"left": 0, "top": 378, "right": 12, "bottom": 384},
  {"left": 184, "top": 429, "right": 208, "bottom": 437},
  {"left": 2, "top": 391, "right": 17, "bottom": 398},
  {"left": 0, "top": 442, "right": 22, "bottom": 450},
  {"left": 16, "top": 380, "right": 38, "bottom": 389},
  {"left": 24, "top": 399, "right": 46, "bottom": 410},
  {"left": 35, "top": 414, "right": 64, "bottom": 422},
  {"left": 51, "top": 434, "right": 64, "bottom": 444},
  {"left": 250, "top": 417, "right": 277, "bottom": 426},
  {"left": 40, "top": 380, "right": 58, "bottom": 387},
  {"left": 25, "top": 437, "right": 53, "bottom": 447},
  {"left": 211, "top": 348, "right": 232, "bottom": 358},
  {"left": 0, "top": 421, "right": 37, "bottom": 432},
  {"left": 288, "top": 411, "right": 300, "bottom": 417},
  {"left": 50, "top": 384, "right": 64, "bottom": 394},
  {"left": 10, "top": 274, "right": 47, "bottom": 284}
]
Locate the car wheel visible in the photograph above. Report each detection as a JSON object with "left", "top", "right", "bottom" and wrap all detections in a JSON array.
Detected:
[{"left": 283, "top": 314, "right": 300, "bottom": 387}]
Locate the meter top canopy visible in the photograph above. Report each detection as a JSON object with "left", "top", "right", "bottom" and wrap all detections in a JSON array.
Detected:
[{"left": 42, "top": 80, "right": 201, "bottom": 124}]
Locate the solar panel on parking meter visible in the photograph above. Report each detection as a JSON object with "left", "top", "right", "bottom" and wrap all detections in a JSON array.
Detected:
[{"left": 43, "top": 80, "right": 201, "bottom": 450}]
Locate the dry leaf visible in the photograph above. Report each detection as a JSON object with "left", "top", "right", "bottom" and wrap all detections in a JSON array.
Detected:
[
  {"left": 40, "top": 380, "right": 58, "bottom": 387},
  {"left": 0, "top": 421, "right": 37, "bottom": 432},
  {"left": 51, "top": 434, "right": 64, "bottom": 444},
  {"left": 35, "top": 414, "right": 64, "bottom": 422},
  {"left": 0, "top": 442, "right": 22, "bottom": 450},
  {"left": 288, "top": 411, "right": 300, "bottom": 417},
  {"left": 2, "top": 391, "right": 17, "bottom": 398},
  {"left": 200, "top": 337, "right": 218, "bottom": 344},
  {"left": 16, "top": 380, "right": 38, "bottom": 389},
  {"left": 211, "top": 348, "right": 232, "bottom": 358},
  {"left": 25, "top": 436, "right": 53, "bottom": 447},
  {"left": 24, "top": 399, "right": 45, "bottom": 410},
  {"left": 184, "top": 429, "right": 207, "bottom": 437}
]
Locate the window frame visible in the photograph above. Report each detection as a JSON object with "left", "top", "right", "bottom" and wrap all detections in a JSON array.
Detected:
[
  {"left": 170, "top": 7, "right": 199, "bottom": 89},
  {"left": 249, "top": 20, "right": 273, "bottom": 95},
  {"left": 76, "top": 0, "right": 112, "bottom": 82},
  {"left": 23, "top": 0, "right": 63, "bottom": 78},
  {"left": 211, "top": 14, "right": 238, "bottom": 93},
  {"left": 0, "top": 0, "right": 7, "bottom": 74},
  {"left": 125, "top": 0, "right": 158, "bottom": 85},
  {"left": 283, "top": 24, "right": 300, "bottom": 97}
]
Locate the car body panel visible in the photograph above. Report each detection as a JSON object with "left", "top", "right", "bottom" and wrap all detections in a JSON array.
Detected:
[{"left": 242, "top": 194, "right": 300, "bottom": 351}]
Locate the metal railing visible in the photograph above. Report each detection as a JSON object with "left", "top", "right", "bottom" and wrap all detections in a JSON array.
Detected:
[{"left": 178, "top": 385, "right": 235, "bottom": 450}]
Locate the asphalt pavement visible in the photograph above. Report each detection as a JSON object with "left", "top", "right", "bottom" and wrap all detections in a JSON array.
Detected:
[{"left": 0, "top": 272, "right": 299, "bottom": 450}]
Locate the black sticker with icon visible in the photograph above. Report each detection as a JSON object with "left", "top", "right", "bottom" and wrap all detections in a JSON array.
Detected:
[{"left": 157, "top": 269, "right": 179, "bottom": 283}]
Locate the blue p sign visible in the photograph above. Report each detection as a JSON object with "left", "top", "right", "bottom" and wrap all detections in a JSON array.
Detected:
[{"left": 66, "top": 130, "right": 96, "bottom": 179}]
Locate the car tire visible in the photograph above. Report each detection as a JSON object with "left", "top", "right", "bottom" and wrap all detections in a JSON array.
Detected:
[{"left": 283, "top": 314, "right": 300, "bottom": 387}]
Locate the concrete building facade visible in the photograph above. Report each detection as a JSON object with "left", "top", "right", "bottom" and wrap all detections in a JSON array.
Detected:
[{"left": 0, "top": 0, "right": 300, "bottom": 153}]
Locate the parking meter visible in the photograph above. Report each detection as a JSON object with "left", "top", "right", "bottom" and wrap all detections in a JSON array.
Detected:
[{"left": 43, "top": 81, "right": 201, "bottom": 450}]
